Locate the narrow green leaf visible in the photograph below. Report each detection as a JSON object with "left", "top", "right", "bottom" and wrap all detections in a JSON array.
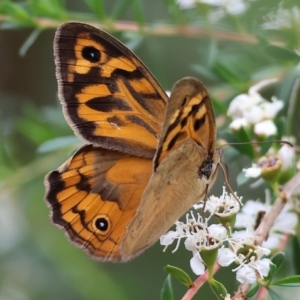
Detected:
[
  {"left": 263, "top": 45, "right": 300, "bottom": 63},
  {"left": 1, "top": 2, "right": 35, "bottom": 26},
  {"left": 19, "top": 28, "right": 42, "bottom": 56},
  {"left": 83, "top": 0, "right": 106, "bottom": 19},
  {"left": 209, "top": 279, "right": 227, "bottom": 300},
  {"left": 161, "top": 275, "right": 174, "bottom": 300},
  {"left": 29, "top": 0, "right": 68, "bottom": 20},
  {"left": 259, "top": 137, "right": 276, "bottom": 156},
  {"left": 236, "top": 170, "right": 250, "bottom": 186},
  {"left": 132, "top": 0, "right": 144, "bottom": 27},
  {"left": 164, "top": 265, "right": 193, "bottom": 288},
  {"left": 292, "top": 236, "right": 300, "bottom": 275},
  {"left": 267, "top": 288, "right": 283, "bottom": 300},
  {"left": 271, "top": 275, "right": 300, "bottom": 287},
  {"left": 235, "top": 126, "right": 255, "bottom": 159},
  {"left": 163, "top": 0, "right": 185, "bottom": 25},
  {"left": 110, "top": 0, "right": 131, "bottom": 20},
  {"left": 213, "top": 62, "right": 245, "bottom": 90},
  {"left": 38, "top": 136, "right": 81, "bottom": 153},
  {"left": 270, "top": 252, "right": 285, "bottom": 272},
  {"left": 246, "top": 283, "right": 260, "bottom": 297}
]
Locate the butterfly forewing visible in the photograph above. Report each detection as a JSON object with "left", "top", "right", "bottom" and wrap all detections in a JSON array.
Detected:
[{"left": 54, "top": 22, "right": 168, "bottom": 158}]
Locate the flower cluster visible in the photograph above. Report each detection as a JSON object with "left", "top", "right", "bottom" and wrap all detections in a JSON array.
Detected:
[
  {"left": 160, "top": 186, "right": 298, "bottom": 284},
  {"left": 227, "top": 78, "right": 284, "bottom": 138}
]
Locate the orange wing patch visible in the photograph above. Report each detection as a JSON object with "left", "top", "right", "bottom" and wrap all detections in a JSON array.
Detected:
[{"left": 46, "top": 145, "right": 152, "bottom": 261}]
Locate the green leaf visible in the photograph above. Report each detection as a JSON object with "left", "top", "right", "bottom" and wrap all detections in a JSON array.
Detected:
[
  {"left": 164, "top": 265, "right": 193, "bottom": 288},
  {"left": 263, "top": 45, "right": 300, "bottom": 63},
  {"left": 292, "top": 236, "right": 300, "bottom": 275},
  {"left": 270, "top": 252, "right": 285, "bottom": 272},
  {"left": 83, "top": 0, "right": 106, "bottom": 19},
  {"left": 267, "top": 287, "right": 283, "bottom": 300},
  {"left": 110, "top": 0, "right": 131, "bottom": 20},
  {"left": 132, "top": 0, "right": 144, "bottom": 27},
  {"left": 163, "top": 0, "right": 185, "bottom": 25},
  {"left": 213, "top": 61, "right": 246, "bottom": 90},
  {"left": 37, "top": 136, "right": 81, "bottom": 153},
  {"left": 19, "top": 28, "right": 42, "bottom": 56},
  {"left": 246, "top": 283, "right": 260, "bottom": 298},
  {"left": 1, "top": 1, "right": 35, "bottom": 26},
  {"left": 236, "top": 170, "right": 250, "bottom": 186},
  {"left": 161, "top": 275, "right": 174, "bottom": 300},
  {"left": 271, "top": 276, "right": 300, "bottom": 287},
  {"left": 29, "top": 0, "right": 68, "bottom": 20},
  {"left": 234, "top": 126, "right": 255, "bottom": 159},
  {"left": 209, "top": 279, "right": 227, "bottom": 299}
]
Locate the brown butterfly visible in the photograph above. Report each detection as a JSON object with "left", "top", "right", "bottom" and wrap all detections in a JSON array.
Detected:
[{"left": 45, "top": 22, "right": 219, "bottom": 262}]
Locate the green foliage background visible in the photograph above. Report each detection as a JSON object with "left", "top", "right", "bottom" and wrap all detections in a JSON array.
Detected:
[{"left": 1, "top": 0, "right": 300, "bottom": 299}]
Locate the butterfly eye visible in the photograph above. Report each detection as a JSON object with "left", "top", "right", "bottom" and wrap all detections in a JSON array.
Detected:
[
  {"left": 82, "top": 46, "right": 101, "bottom": 63},
  {"left": 94, "top": 215, "right": 111, "bottom": 234}
]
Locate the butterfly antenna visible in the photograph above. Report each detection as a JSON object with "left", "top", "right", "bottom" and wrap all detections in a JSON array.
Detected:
[
  {"left": 218, "top": 162, "right": 243, "bottom": 208},
  {"left": 218, "top": 140, "right": 293, "bottom": 150}
]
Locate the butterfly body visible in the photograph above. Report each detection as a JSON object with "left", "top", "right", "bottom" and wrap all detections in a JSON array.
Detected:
[{"left": 45, "top": 22, "right": 218, "bottom": 261}]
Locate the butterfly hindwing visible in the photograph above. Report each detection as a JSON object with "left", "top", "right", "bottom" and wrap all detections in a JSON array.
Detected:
[{"left": 45, "top": 144, "right": 152, "bottom": 261}]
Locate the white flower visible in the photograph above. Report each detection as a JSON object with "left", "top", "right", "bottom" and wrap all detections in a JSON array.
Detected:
[
  {"left": 243, "top": 166, "right": 262, "bottom": 178},
  {"left": 278, "top": 143, "right": 295, "bottom": 171},
  {"left": 227, "top": 93, "right": 262, "bottom": 120},
  {"left": 260, "top": 96, "right": 284, "bottom": 119},
  {"left": 234, "top": 199, "right": 298, "bottom": 249},
  {"left": 254, "top": 120, "right": 277, "bottom": 137},
  {"left": 218, "top": 232, "right": 272, "bottom": 284},
  {"left": 190, "top": 254, "right": 206, "bottom": 275},
  {"left": 236, "top": 265, "right": 257, "bottom": 284},
  {"left": 160, "top": 211, "right": 228, "bottom": 276},
  {"left": 204, "top": 186, "right": 242, "bottom": 217},
  {"left": 218, "top": 247, "right": 236, "bottom": 266},
  {"left": 228, "top": 79, "right": 284, "bottom": 131},
  {"left": 229, "top": 118, "right": 248, "bottom": 130}
]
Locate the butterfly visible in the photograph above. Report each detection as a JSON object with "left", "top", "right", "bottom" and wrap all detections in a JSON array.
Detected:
[{"left": 45, "top": 22, "right": 219, "bottom": 262}]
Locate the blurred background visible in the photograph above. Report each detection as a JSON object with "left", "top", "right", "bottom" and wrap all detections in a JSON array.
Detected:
[{"left": 1, "top": 0, "right": 300, "bottom": 299}]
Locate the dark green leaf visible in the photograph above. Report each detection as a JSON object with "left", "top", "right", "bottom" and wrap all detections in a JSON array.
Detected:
[
  {"left": 209, "top": 279, "right": 227, "bottom": 299},
  {"left": 164, "top": 265, "right": 193, "bottom": 288},
  {"left": 132, "top": 0, "right": 144, "bottom": 27},
  {"left": 271, "top": 276, "right": 300, "bottom": 287},
  {"left": 246, "top": 283, "right": 260, "bottom": 297},
  {"left": 161, "top": 275, "right": 174, "bottom": 300},
  {"left": 236, "top": 170, "right": 250, "bottom": 186},
  {"left": 83, "top": 0, "right": 106, "bottom": 19},
  {"left": 267, "top": 288, "right": 283, "bottom": 300},
  {"left": 292, "top": 236, "right": 300, "bottom": 275},
  {"left": 270, "top": 252, "right": 285, "bottom": 273},
  {"left": 263, "top": 45, "right": 300, "bottom": 63}
]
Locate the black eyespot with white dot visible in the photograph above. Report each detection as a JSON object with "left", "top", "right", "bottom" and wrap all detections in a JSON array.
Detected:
[
  {"left": 95, "top": 216, "right": 110, "bottom": 232},
  {"left": 82, "top": 46, "right": 101, "bottom": 63}
]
